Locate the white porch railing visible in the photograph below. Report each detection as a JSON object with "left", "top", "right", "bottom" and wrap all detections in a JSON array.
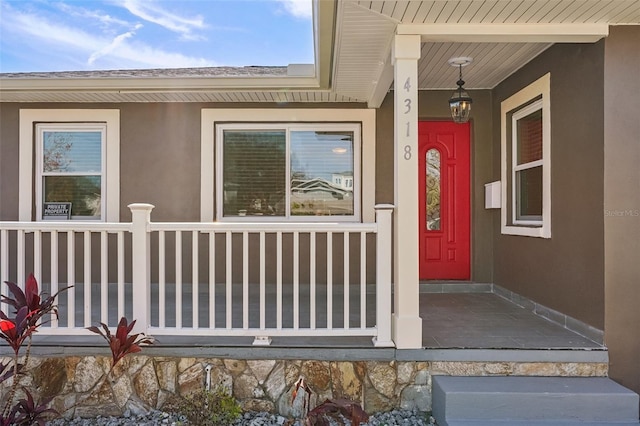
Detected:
[{"left": 0, "top": 204, "right": 394, "bottom": 346}]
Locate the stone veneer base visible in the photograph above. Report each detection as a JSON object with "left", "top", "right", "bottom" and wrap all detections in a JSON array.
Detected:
[{"left": 0, "top": 355, "right": 608, "bottom": 419}]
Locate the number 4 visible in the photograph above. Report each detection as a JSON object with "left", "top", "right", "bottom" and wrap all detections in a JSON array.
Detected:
[{"left": 404, "top": 77, "right": 411, "bottom": 92}]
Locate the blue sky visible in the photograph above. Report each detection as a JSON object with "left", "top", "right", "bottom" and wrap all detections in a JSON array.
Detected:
[{"left": 0, "top": 0, "right": 313, "bottom": 73}]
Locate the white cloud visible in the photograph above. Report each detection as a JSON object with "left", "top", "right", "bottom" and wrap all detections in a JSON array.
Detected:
[
  {"left": 116, "top": 0, "right": 206, "bottom": 40},
  {"left": 55, "top": 3, "right": 132, "bottom": 29},
  {"left": 0, "top": 4, "right": 214, "bottom": 71},
  {"left": 88, "top": 24, "right": 143, "bottom": 65},
  {"left": 275, "top": 0, "right": 312, "bottom": 20}
]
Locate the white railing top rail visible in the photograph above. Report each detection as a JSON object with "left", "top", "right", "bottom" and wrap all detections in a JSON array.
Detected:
[
  {"left": 149, "top": 221, "right": 378, "bottom": 233},
  {"left": 0, "top": 221, "right": 132, "bottom": 233}
]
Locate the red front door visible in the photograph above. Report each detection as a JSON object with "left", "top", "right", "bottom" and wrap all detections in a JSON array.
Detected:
[{"left": 419, "top": 121, "right": 470, "bottom": 280}]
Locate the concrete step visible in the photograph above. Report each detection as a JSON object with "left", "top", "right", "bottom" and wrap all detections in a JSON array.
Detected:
[{"left": 432, "top": 376, "right": 640, "bottom": 426}]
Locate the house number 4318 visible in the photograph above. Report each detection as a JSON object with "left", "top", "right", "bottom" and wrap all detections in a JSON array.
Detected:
[{"left": 403, "top": 77, "right": 412, "bottom": 160}]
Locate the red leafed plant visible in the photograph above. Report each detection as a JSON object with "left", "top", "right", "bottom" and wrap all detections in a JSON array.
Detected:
[
  {"left": 304, "top": 399, "right": 369, "bottom": 426},
  {"left": 0, "top": 274, "right": 70, "bottom": 423},
  {"left": 87, "top": 317, "right": 154, "bottom": 369},
  {"left": 291, "top": 376, "right": 369, "bottom": 426},
  {"left": 10, "top": 388, "right": 57, "bottom": 426},
  {"left": 1, "top": 274, "right": 69, "bottom": 355}
]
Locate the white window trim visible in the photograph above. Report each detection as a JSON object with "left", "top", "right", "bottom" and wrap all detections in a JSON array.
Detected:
[
  {"left": 35, "top": 124, "right": 107, "bottom": 221},
  {"left": 511, "top": 99, "right": 543, "bottom": 226},
  {"left": 501, "top": 73, "right": 551, "bottom": 238},
  {"left": 215, "top": 123, "right": 361, "bottom": 222},
  {"left": 201, "top": 109, "right": 376, "bottom": 223},
  {"left": 19, "top": 109, "right": 120, "bottom": 222}
]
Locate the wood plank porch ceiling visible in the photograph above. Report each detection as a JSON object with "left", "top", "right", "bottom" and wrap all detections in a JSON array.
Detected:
[
  {"left": 1, "top": 0, "right": 639, "bottom": 104},
  {"left": 334, "top": 0, "right": 640, "bottom": 105}
]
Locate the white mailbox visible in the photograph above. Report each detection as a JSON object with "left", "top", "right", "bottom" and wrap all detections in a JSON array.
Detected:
[{"left": 485, "top": 181, "right": 501, "bottom": 209}]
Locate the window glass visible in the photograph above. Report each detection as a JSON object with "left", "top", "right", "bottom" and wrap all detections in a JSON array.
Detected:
[
  {"left": 38, "top": 127, "right": 104, "bottom": 220},
  {"left": 516, "top": 109, "right": 543, "bottom": 165},
  {"left": 516, "top": 166, "right": 542, "bottom": 219},
  {"left": 222, "top": 130, "right": 286, "bottom": 216},
  {"left": 290, "top": 131, "right": 354, "bottom": 216},
  {"left": 43, "top": 131, "right": 102, "bottom": 172},
  {"left": 426, "top": 149, "right": 441, "bottom": 230},
  {"left": 218, "top": 125, "right": 359, "bottom": 220}
]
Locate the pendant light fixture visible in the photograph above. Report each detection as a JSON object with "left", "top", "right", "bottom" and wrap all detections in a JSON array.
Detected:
[{"left": 448, "top": 57, "right": 473, "bottom": 123}]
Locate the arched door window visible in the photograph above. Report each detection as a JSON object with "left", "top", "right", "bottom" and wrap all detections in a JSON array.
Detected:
[{"left": 426, "top": 148, "right": 441, "bottom": 231}]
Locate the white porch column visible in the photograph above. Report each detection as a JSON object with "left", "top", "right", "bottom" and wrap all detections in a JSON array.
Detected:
[{"left": 392, "top": 34, "right": 423, "bottom": 349}]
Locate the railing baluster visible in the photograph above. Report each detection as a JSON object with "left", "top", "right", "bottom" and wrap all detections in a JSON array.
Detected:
[
  {"left": 276, "top": 232, "right": 282, "bottom": 330},
  {"left": 243, "top": 231, "right": 249, "bottom": 329},
  {"left": 310, "top": 232, "right": 316, "bottom": 329},
  {"left": 158, "top": 231, "right": 166, "bottom": 328},
  {"left": 344, "top": 232, "right": 349, "bottom": 329},
  {"left": 192, "top": 231, "right": 199, "bottom": 329},
  {"left": 327, "top": 231, "right": 332, "bottom": 330},
  {"left": 209, "top": 232, "right": 215, "bottom": 328},
  {"left": 225, "top": 231, "right": 232, "bottom": 329},
  {"left": 175, "top": 231, "right": 182, "bottom": 329},
  {"left": 33, "top": 231, "right": 42, "bottom": 328},
  {"left": 17, "top": 230, "right": 25, "bottom": 286},
  {"left": 34, "top": 230, "right": 42, "bottom": 286},
  {"left": 67, "top": 231, "right": 75, "bottom": 328},
  {"left": 1, "top": 230, "right": 9, "bottom": 317},
  {"left": 100, "top": 231, "right": 108, "bottom": 325},
  {"left": 117, "top": 231, "right": 125, "bottom": 322},
  {"left": 360, "top": 231, "right": 367, "bottom": 329},
  {"left": 50, "top": 231, "right": 58, "bottom": 329},
  {"left": 259, "top": 231, "right": 265, "bottom": 330},
  {"left": 293, "top": 231, "right": 299, "bottom": 330},
  {"left": 83, "top": 231, "right": 91, "bottom": 327}
]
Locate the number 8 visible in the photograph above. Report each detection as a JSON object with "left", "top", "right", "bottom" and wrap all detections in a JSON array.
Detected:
[{"left": 404, "top": 145, "right": 412, "bottom": 160}]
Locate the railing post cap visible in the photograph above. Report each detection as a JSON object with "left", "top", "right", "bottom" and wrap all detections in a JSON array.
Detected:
[
  {"left": 374, "top": 204, "right": 395, "bottom": 211},
  {"left": 128, "top": 203, "right": 155, "bottom": 211}
]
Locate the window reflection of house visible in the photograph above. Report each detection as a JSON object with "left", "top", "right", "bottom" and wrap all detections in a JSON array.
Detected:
[
  {"left": 331, "top": 172, "right": 353, "bottom": 191},
  {"left": 290, "top": 177, "right": 353, "bottom": 216}
]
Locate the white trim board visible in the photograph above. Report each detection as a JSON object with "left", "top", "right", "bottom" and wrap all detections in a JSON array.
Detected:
[
  {"left": 19, "top": 109, "right": 120, "bottom": 222},
  {"left": 201, "top": 108, "right": 376, "bottom": 223}
]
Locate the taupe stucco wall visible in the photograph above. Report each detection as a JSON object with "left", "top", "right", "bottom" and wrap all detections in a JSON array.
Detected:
[
  {"left": 0, "top": 102, "right": 365, "bottom": 222},
  {"left": 0, "top": 104, "right": 21, "bottom": 220},
  {"left": 376, "top": 89, "right": 494, "bottom": 283},
  {"left": 604, "top": 25, "right": 640, "bottom": 395},
  {"left": 492, "top": 42, "right": 605, "bottom": 329}
]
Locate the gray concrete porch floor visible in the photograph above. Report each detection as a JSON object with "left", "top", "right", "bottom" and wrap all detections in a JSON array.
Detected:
[
  {"left": 1, "top": 288, "right": 606, "bottom": 362},
  {"left": 420, "top": 292, "right": 602, "bottom": 350}
]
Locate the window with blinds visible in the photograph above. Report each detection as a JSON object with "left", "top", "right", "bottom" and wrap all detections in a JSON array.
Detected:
[
  {"left": 217, "top": 124, "right": 360, "bottom": 220},
  {"left": 512, "top": 99, "right": 543, "bottom": 223},
  {"left": 36, "top": 125, "right": 105, "bottom": 220}
]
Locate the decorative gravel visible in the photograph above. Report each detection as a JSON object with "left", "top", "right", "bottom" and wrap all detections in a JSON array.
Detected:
[{"left": 47, "top": 408, "right": 436, "bottom": 425}]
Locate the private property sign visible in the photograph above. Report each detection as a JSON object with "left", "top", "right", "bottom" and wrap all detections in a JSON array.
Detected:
[{"left": 43, "top": 202, "right": 71, "bottom": 220}]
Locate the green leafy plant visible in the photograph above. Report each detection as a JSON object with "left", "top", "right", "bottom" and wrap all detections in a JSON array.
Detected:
[
  {"left": 0, "top": 273, "right": 70, "bottom": 425},
  {"left": 166, "top": 387, "right": 242, "bottom": 426},
  {"left": 87, "top": 317, "right": 154, "bottom": 369}
]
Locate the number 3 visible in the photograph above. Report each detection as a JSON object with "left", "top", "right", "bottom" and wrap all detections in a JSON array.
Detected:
[{"left": 404, "top": 99, "right": 411, "bottom": 114}]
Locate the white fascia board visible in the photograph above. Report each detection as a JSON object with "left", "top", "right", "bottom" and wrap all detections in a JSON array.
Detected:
[
  {"left": 0, "top": 76, "right": 321, "bottom": 93},
  {"left": 397, "top": 23, "right": 609, "bottom": 43},
  {"left": 368, "top": 59, "right": 394, "bottom": 109}
]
